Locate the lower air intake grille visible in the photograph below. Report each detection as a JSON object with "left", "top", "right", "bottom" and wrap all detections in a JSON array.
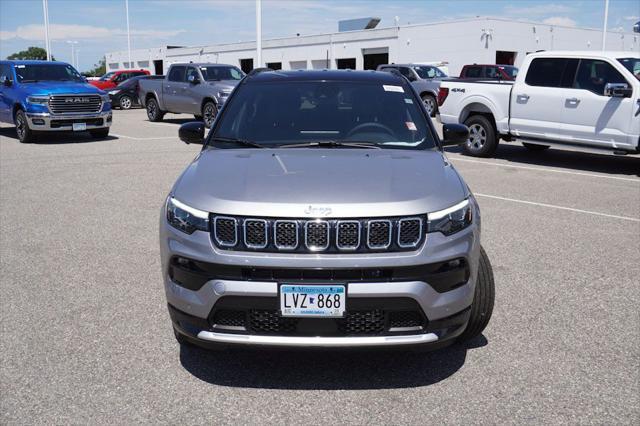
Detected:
[
  {"left": 249, "top": 310, "right": 297, "bottom": 334},
  {"left": 212, "top": 310, "right": 245, "bottom": 327},
  {"left": 338, "top": 310, "right": 385, "bottom": 334}
]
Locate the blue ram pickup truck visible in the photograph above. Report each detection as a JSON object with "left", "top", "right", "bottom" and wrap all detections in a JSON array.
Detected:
[{"left": 0, "top": 60, "right": 112, "bottom": 143}]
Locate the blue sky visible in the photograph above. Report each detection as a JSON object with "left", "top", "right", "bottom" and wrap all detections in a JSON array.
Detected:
[{"left": 1, "top": 0, "right": 638, "bottom": 71}]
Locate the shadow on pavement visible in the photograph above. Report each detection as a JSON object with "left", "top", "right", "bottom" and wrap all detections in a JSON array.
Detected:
[
  {"left": 159, "top": 118, "right": 199, "bottom": 126},
  {"left": 0, "top": 127, "right": 118, "bottom": 144},
  {"left": 445, "top": 143, "right": 640, "bottom": 177},
  {"left": 179, "top": 335, "right": 487, "bottom": 390}
]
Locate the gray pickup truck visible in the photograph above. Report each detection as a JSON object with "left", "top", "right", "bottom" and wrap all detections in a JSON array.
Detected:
[
  {"left": 139, "top": 63, "right": 244, "bottom": 127},
  {"left": 377, "top": 63, "right": 447, "bottom": 117}
]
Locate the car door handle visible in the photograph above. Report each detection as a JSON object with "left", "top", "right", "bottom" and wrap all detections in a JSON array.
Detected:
[
  {"left": 517, "top": 94, "right": 529, "bottom": 101},
  {"left": 566, "top": 97, "right": 580, "bottom": 104}
]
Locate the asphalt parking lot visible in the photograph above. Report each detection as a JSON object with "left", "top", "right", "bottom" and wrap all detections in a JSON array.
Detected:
[{"left": 1, "top": 108, "right": 639, "bottom": 424}]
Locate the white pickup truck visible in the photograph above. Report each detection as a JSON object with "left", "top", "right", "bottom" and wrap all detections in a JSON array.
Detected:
[{"left": 438, "top": 51, "right": 640, "bottom": 157}]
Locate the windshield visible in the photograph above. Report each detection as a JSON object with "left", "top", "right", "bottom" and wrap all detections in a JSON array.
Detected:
[
  {"left": 212, "top": 80, "right": 435, "bottom": 149},
  {"left": 200, "top": 66, "right": 244, "bottom": 81},
  {"left": 617, "top": 57, "right": 640, "bottom": 80},
  {"left": 413, "top": 66, "right": 447, "bottom": 79},
  {"left": 14, "top": 63, "right": 84, "bottom": 83},
  {"left": 99, "top": 71, "right": 116, "bottom": 81}
]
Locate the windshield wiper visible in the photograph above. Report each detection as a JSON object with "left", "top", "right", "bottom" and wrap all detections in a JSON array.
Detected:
[
  {"left": 279, "top": 140, "right": 382, "bottom": 149},
  {"left": 211, "top": 136, "right": 266, "bottom": 149}
]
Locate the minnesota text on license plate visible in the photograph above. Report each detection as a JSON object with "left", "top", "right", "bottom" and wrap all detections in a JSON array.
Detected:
[{"left": 280, "top": 285, "right": 346, "bottom": 317}]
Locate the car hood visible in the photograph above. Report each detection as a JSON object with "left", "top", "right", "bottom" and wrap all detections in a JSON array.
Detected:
[
  {"left": 172, "top": 148, "right": 466, "bottom": 218},
  {"left": 23, "top": 81, "right": 105, "bottom": 96}
]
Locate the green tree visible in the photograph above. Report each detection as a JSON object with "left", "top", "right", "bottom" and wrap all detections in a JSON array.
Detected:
[
  {"left": 6, "top": 46, "right": 54, "bottom": 61},
  {"left": 87, "top": 57, "right": 106, "bottom": 77}
]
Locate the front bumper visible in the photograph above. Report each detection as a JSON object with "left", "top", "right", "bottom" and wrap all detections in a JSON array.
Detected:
[
  {"left": 160, "top": 204, "right": 481, "bottom": 349},
  {"left": 25, "top": 111, "right": 112, "bottom": 131}
]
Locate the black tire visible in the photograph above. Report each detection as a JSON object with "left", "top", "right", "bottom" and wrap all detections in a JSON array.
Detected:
[
  {"left": 146, "top": 97, "right": 165, "bottom": 122},
  {"left": 522, "top": 142, "right": 550, "bottom": 151},
  {"left": 194, "top": 114, "right": 203, "bottom": 121},
  {"left": 89, "top": 128, "right": 110, "bottom": 139},
  {"left": 458, "top": 246, "right": 495, "bottom": 343},
  {"left": 119, "top": 95, "right": 133, "bottom": 110},
  {"left": 421, "top": 94, "right": 437, "bottom": 117},
  {"left": 202, "top": 101, "right": 218, "bottom": 128},
  {"left": 14, "top": 110, "right": 37, "bottom": 143},
  {"left": 462, "top": 115, "right": 498, "bottom": 157}
]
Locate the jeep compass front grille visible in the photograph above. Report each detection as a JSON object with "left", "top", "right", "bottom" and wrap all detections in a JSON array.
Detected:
[{"left": 209, "top": 215, "right": 426, "bottom": 253}]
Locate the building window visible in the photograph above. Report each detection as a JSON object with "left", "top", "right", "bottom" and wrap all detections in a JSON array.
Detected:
[
  {"left": 138, "top": 61, "right": 149, "bottom": 68},
  {"left": 108, "top": 63, "right": 120, "bottom": 70},
  {"left": 336, "top": 58, "right": 356, "bottom": 69},
  {"left": 240, "top": 58, "right": 253, "bottom": 73},
  {"left": 266, "top": 62, "right": 282, "bottom": 70}
]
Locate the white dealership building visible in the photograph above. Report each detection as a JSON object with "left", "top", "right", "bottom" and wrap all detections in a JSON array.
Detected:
[{"left": 105, "top": 17, "right": 639, "bottom": 76}]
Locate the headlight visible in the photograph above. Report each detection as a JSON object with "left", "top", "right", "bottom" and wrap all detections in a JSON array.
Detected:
[
  {"left": 166, "top": 197, "right": 209, "bottom": 234},
  {"left": 100, "top": 94, "right": 110, "bottom": 102},
  {"left": 108, "top": 90, "right": 119, "bottom": 95},
  {"left": 26, "top": 96, "right": 49, "bottom": 104},
  {"left": 427, "top": 199, "right": 472, "bottom": 235},
  {"left": 218, "top": 91, "right": 231, "bottom": 98}
]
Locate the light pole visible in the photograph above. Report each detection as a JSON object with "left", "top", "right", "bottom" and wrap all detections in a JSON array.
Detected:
[
  {"left": 602, "top": 0, "right": 610, "bottom": 50},
  {"left": 75, "top": 49, "right": 80, "bottom": 71},
  {"left": 125, "top": 0, "right": 132, "bottom": 67},
  {"left": 67, "top": 41, "right": 78, "bottom": 68},
  {"left": 42, "top": 0, "right": 51, "bottom": 60},
  {"left": 256, "top": 0, "right": 262, "bottom": 68}
]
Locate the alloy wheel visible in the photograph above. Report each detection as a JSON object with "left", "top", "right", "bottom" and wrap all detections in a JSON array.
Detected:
[
  {"left": 467, "top": 124, "right": 487, "bottom": 150},
  {"left": 203, "top": 103, "right": 217, "bottom": 127},
  {"left": 120, "top": 96, "right": 132, "bottom": 109},
  {"left": 16, "top": 114, "right": 26, "bottom": 140}
]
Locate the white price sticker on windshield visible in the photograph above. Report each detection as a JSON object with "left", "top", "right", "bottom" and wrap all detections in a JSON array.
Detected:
[{"left": 383, "top": 85, "right": 404, "bottom": 93}]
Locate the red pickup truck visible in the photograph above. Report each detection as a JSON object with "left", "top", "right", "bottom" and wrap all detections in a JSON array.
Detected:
[
  {"left": 89, "top": 69, "right": 150, "bottom": 90},
  {"left": 459, "top": 64, "right": 518, "bottom": 80}
]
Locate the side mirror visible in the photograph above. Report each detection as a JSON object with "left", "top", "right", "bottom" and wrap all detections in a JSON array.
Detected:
[
  {"left": 179, "top": 121, "right": 205, "bottom": 145},
  {"left": 407, "top": 74, "right": 417, "bottom": 82},
  {"left": 604, "top": 83, "right": 632, "bottom": 98},
  {"left": 441, "top": 123, "right": 469, "bottom": 147},
  {"left": 187, "top": 74, "right": 199, "bottom": 84},
  {"left": 0, "top": 76, "right": 12, "bottom": 87}
]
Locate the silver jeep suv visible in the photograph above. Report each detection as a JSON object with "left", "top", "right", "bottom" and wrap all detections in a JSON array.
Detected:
[{"left": 160, "top": 69, "right": 494, "bottom": 351}]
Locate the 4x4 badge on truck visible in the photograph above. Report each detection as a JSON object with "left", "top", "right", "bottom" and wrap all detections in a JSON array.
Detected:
[{"left": 304, "top": 205, "right": 332, "bottom": 216}]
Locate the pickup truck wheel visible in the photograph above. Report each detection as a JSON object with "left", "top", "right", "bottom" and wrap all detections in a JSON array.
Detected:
[
  {"left": 119, "top": 95, "right": 133, "bottom": 110},
  {"left": 457, "top": 246, "right": 495, "bottom": 343},
  {"left": 15, "top": 110, "right": 37, "bottom": 143},
  {"left": 202, "top": 101, "right": 218, "bottom": 128},
  {"left": 463, "top": 115, "right": 498, "bottom": 157},
  {"left": 522, "top": 142, "right": 550, "bottom": 151},
  {"left": 421, "top": 94, "right": 437, "bottom": 117},
  {"left": 89, "top": 128, "right": 110, "bottom": 139},
  {"left": 146, "top": 98, "right": 165, "bottom": 122}
]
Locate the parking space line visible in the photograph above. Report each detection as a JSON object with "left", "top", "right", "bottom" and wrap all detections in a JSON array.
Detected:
[
  {"left": 449, "top": 156, "right": 640, "bottom": 183},
  {"left": 475, "top": 193, "right": 640, "bottom": 222},
  {"left": 111, "top": 133, "right": 176, "bottom": 140}
]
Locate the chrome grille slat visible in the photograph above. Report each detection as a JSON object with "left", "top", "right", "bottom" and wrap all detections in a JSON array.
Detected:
[
  {"left": 398, "top": 218, "right": 422, "bottom": 248},
  {"left": 336, "top": 221, "right": 360, "bottom": 250},
  {"left": 305, "top": 220, "right": 329, "bottom": 251},
  {"left": 274, "top": 220, "right": 298, "bottom": 250},
  {"left": 366, "top": 220, "right": 392, "bottom": 249},
  {"left": 48, "top": 95, "right": 102, "bottom": 114}
]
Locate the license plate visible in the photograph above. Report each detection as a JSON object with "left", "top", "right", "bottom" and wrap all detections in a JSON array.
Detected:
[
  {"left": 280, "top": 285, "right": 346, "bottom": 317},
  {"left": 72, "top": 122, "right": 87, "bottom": 131}
]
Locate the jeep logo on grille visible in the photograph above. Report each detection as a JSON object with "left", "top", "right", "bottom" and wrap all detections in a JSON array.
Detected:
[
  {"left": 65, "top": 97, "right": 91, "bottom": 103},
  {"left": 304, "top": 205, "right": 332, "bottom": 216}
]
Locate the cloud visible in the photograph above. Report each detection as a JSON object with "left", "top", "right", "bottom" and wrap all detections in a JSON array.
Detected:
[
  {"left": 504, "top": 4, "right": 573, "bottom": 16},
  {"left": 542, "top": 16, "right": 577, "bottom": 27},
  {"left": 0, "top": 24, "right": 184, "bottom": 42}
]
